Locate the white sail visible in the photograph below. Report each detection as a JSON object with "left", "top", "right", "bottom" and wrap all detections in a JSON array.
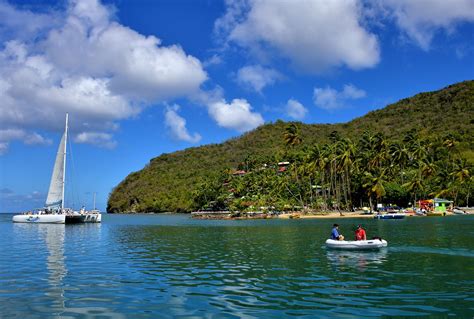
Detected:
[{"left": 45, "top": 115, "right": 68, "bottom": 209}]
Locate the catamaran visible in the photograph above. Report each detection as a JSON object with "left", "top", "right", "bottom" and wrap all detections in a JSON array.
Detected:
[{"left": 12, "top": 114, "right": 101, "bottom": 224}]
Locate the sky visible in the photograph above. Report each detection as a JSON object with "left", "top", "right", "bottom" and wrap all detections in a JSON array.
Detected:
[{"left": 0, "top": 0, "right": 473, "bottom": 212}]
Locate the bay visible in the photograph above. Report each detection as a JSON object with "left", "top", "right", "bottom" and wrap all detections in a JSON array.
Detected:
[{"left": 0, "top": 213, "right": 473, "bottom": 318}]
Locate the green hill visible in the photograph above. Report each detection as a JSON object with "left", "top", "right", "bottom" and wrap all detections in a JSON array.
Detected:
[{"left": 107, "top": 80, "right": 474, "bottom": 213}]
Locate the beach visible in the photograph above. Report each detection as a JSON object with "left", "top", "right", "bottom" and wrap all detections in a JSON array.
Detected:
[{"left": 192, "top": 208, "right": 473, "bottom": 220}]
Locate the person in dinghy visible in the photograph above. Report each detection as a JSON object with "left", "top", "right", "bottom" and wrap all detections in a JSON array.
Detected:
[
  {"left": 331, "top": 224, "right": 344, "bottom": 240},
  {"left": 355, "top": 225, "right": 367, "bottom": 241}
]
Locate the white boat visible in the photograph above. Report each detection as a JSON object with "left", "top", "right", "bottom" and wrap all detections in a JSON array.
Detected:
[
  {"left": 12, "top": 114, "right": 101, "bottom": 224},
  {"left": 374, "top": 212, "right": 406, "bottom": 219},
  {"left": 453, "top": 208, "right": 467, "bottom": 215},
  {"left": 325, "top": 238, "right": 388, "bottom": 250}
]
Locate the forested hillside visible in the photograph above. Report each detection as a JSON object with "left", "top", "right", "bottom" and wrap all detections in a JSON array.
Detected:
[{"left": 107, "top": 81, "right": 473, "bottom": 213}]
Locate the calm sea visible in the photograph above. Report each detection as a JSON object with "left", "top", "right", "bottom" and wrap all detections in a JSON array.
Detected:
[{"left": 0, "top": 213, "right": 473, "bottom": 318}]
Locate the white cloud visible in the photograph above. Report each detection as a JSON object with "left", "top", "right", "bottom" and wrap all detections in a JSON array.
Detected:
[
  {"left": 341, "top": 84, "right": 366, "bottom": 99},
  {"left": 236, "top": 65, "right": 281, "bottom": 93},
  {"left": 23, "top": 132, "right": 51, "bottom": 145},
  {"left": 313, "top": 84, "right": 366, "bottom": 110},
  {"left": 0, "top": 1, "right": 61, "bottom": 41},
  {"left": 207, "top": 98, "right": 264, "bottom": 132},
  {"left": 74, "top": 132, "right": 117, "bottom": 149},
  {"left": 285, "top": 99, "right": 308, "bottom": 120},
  {"left": 0, "top": 128, "right": 51, "bottom": 154},
  {"left": 216, "top": 0, "right": 380, "bottom": 73},
  {"left": 164, "top": 105, "right": 201, "bottom": 143},
  {"left": 0, "top": 143, "right": 8, "bottom": 155},
  {"left": 203, "top": 54, "right": 223, "bottom": 67},
  {"left": 382, "top": 0, "right": 474, "bottom": 50},
  {"left": 0, "top": 0, "right": 208, "bottom": 153}
]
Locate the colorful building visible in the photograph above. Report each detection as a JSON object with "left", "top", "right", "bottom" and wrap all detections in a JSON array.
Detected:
[{"left": 418, "top": 198, "right": 453, "bottom": 213}]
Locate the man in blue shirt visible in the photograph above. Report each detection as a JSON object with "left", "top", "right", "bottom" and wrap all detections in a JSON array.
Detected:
[{"left": 331, "top": 224, "right": 344, "bottom": 240}]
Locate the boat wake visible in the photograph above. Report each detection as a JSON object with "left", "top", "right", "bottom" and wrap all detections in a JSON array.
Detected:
[{"left": 390, "top": 246, "right": 474, "bottom": 258}]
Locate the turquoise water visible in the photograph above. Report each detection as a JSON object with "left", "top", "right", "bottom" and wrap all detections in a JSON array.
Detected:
[{"left": 0, "top": 214, "right": 473, "bottom": 318}]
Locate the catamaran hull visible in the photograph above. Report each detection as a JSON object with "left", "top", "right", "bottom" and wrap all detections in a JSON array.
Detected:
[
  {"left": 12, "top": 214, "right": 66, "bottom": 224},
  {"left": 325, "top": 239, "right": 388, "bottom": 250},
  {"left": 12, "top": 214, "right": 101, "bottom": 224},
  {"left": 66, "top": 214, "right": 101, "bottom": 223}
]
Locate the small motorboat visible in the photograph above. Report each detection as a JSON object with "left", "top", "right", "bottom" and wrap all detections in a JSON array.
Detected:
[
  {"left": 325, "top": 238, "right": 388, "bottom": 250},
  {"left": 374, "top": 212, "right": 406, "bottom": 219},
  {"left": 453, "top": 208, "right": 467, "bottom": 215}
]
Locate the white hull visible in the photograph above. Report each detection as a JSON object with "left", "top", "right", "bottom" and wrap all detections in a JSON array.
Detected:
[
  {"left": 374, "top": 213, "right": 406, "bottom": 219},
  {"left": 12, "top": 213, "right": 101, "bottom": 224},
  {"left": 326, "top": 239, "right": 388, "bottom": 250},
  {"left": 13, "top": 214, "right": 65, "bottom": 224}
]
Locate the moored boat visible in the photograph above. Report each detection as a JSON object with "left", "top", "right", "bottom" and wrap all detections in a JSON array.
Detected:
[
  {"left": 374, "top": 212, "right": 406, "bottom": 219},
  {"left": 453, "top": 208, "right": 467, "bottom": 215},
  {"left": 12, "top": 114, "right": 101, "bottom": 224},
  {"left": 325, "top": 238, "right": 388, "bottom": 250}
]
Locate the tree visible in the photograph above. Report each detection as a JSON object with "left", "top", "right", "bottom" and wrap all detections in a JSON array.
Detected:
[
  {"left": 363, "top": 170, "right": 387, "bottom": 211},
  {"left": 283, "top": 123, "right": 302, "bottom": 148},
  {"left": 403, "top": 174, "right": 425, "bottom": 207}
]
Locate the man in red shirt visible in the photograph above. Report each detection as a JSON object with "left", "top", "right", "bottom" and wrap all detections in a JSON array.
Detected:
[{"left": 355, "top": 225, "right": 367, "bottom": 241}]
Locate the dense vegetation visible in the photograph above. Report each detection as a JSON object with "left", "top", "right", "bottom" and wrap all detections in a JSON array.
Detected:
[{"left": 107, "top": 81, "right": 474, "bottom": 213}]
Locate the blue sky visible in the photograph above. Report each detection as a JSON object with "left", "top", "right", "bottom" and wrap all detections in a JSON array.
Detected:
[{"left": 0, "top": 0, "right": 473, "bottom": 212}]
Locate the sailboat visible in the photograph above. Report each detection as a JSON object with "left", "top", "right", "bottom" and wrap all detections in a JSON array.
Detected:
[{"left": 12, "top": 114, "right": 101, "bottom": 224}]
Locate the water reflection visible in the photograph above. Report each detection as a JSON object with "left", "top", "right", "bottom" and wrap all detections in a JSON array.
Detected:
[
  {"left": 41, "top": 224, "right": 67, "bottom": 315},
  {"left": 9, "top": 223, "right": 125, "bottom": 318},
  {"left": 325, "top": 249, "right": 388, "bottom": 271}
]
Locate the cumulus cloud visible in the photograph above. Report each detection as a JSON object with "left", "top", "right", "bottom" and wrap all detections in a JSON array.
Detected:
[
  {"left": 236, "top": 65, "right": 282, "bottom": 93},
  {"left": 207, "top": 98, "right": 264, "bottom": 132},
  {"left": 0, "top": 0, "right": 207, "bottom": 153},
  {"left": 164, "top": 105, "right": 201, "bottom": 143},
  {"left": 216, "top": 0, "right": 380, "bottom": 73},
  {"left": 285, "top": 99, "right": 308, "bottom": 120},
  {"left": 74, "top": 132, "right": 117, "bottom": 149},
  {"left": 313, "top": 84, "right": 366, "bottom": 110},
  {"left": 0, "top": 128, "right": 51, "bottom": 154},
  {"left": 382, "top": 0, "right": 474, "bottom": 50},
  {"left": 0, "top": 1, "right": 61, "bottom": 41}
]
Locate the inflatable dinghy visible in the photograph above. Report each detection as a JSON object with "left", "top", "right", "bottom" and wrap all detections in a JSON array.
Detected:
[{"left": 325, "top": 238, "right": 387, "bottom": 250}]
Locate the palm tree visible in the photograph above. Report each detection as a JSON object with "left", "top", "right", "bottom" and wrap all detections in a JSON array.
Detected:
[
  {"left": 443, "top": 134, "right": 458, "bottom": 153},
  {"left": 363, "top": 170, "right": 387, "bottom": 212},
  {"left": 450, "top": 158, "right": 471, "bottom": 204},
  {"left": 284, "top": 123, "right": 302, "bottom": 148},
  {"left": 390, "top": 141, "right": 409, "bottom": 183},
  {"left": 403, "top": 174, "right": 425, "bottom": 208},
  {"left": 336, "top": 138, "right": 356, "bottom": 210}
]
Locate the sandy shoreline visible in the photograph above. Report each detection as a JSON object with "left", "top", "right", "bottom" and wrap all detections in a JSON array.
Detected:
[
  {"left": 279, "top": 209, "right": 474, "bottom": 219},
  {"left": 191, "top": 208, "right": 473, "bottom": 220},
  {"left": 278, "top": 211, "right": 378, "bottom": 219}
]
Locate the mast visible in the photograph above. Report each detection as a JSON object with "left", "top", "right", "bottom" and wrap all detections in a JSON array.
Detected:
[
  {"left": 93, "top": 192, "right": 96, "bottom": 210},
  {"left": 61, "top": 113, "right": 68, "bottom": 210}
]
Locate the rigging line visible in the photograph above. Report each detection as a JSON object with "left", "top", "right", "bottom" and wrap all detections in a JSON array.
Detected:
[{"left": 67, "top": 131, "right": 79, "bottom": 210}]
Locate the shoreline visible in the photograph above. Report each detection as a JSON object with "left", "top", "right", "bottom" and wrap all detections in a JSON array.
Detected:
[{"left": 190, "top": 209, "right": 473, "bottom": 220}]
